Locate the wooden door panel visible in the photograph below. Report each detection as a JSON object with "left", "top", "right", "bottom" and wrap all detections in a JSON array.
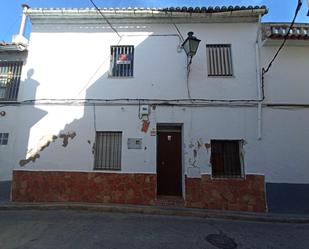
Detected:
[{"left": 157, "top": 130, "right": 182, "bottom": 196}]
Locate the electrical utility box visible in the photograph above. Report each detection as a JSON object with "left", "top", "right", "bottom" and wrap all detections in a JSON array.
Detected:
[
  {"left": 127, "top": 138, "right": 142, "bottom": 149},
  {"left": 140, "top": 105, "right": 150, "bottom": 115}
]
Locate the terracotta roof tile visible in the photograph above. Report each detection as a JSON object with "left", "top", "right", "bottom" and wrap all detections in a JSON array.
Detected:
[
  {"left": 161, "top": 5, "right": 267, "bottom": 14},
  {"left": 263, "top": 23, "right": 309, "bottom": 40}
]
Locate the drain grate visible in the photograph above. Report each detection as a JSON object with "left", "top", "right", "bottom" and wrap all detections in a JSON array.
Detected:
[{"left": 205, "top": 232, "right": 237, "bottom": 249}]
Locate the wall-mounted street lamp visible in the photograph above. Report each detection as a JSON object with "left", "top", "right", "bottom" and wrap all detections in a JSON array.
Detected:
[
  {"left": 182, "top": 31, "right": 201, "bottom": 63},
  {"left": 181, "top": 31, "right": 201, "bottom": 101}
]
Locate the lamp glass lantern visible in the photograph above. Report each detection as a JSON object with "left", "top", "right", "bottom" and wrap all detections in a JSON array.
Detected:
[{"left": 182, "top": 31, "right": 201, "bottom": 57}]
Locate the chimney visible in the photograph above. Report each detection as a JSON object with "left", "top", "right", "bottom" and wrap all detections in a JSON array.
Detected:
[
  {"left": 12, "top": 4, "right": 29, "bottom": 45},
  {"left": 307, "top": 0, "right": 309, "bottom": 16}
]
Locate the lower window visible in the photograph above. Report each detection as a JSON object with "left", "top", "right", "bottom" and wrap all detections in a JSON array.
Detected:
[
  {"left": 0, "top": 133, "right": 9, "bottom": 145},
  {"left": 94, "top": 132, "right": 122, "bottom": 170},
  {"left": 210, "top": 140, "right": 243, "bottom": 178}
]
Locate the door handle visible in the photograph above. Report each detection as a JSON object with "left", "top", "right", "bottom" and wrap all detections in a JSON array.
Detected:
[{"left": 161, "top": 161, "right": 165, "bottom": 166}]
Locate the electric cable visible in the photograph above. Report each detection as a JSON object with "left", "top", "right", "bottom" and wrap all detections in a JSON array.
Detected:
[
  {"left": 186, "top": 56, "right": 193, "bottom": 101},
  {"left": 262, "top": 0, "right": 302, "bottom": 75},
  {"left": 172, "top": 23, "right": 185, "bottom": 42},
  {"left": 261, "top": 0, "right": 302, "bottom": 101},
  {"left": 89, "top": 0, "right": 121, "bottom": 38},
  {"left": 2, "top": 99, "right": 309, "bottom": 109}
]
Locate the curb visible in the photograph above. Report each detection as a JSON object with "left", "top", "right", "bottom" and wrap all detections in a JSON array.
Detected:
[{"left": 0, "top": 202, "right": 309, "bottom": 223}]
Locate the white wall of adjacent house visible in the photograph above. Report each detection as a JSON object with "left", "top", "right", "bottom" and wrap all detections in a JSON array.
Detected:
[
  {"left": 261, "top": 44, "right": 309, "bottom": 104},
  {"left": 1, "top": 20, "right": 308, "bottom": 184},
  {"left": 258, "top": 44, "right": 309, "bottom": 183}
]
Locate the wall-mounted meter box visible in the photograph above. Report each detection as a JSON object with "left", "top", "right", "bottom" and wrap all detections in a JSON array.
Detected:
[
  {"left": 140, "top": 105, "right": 150, "bottom": 115},
  {"left": 127, "top": 138, "right": 142, "bottom": 149}
]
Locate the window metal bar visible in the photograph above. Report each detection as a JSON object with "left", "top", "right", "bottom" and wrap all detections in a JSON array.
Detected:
[
  {"left": 112, "top": 132, "right": 116, "bottom": 168},
  {"left": 119, "top": 46, "right": 123, "bottom": 77},
  {"left": 130, "top": 46, "right": 134, "bottom": 77},
  {"left": 228, "top": 45, "right": 233, "bottom": 76},
  {"left": 206, "top": 46, "right": 210, "bottom": 76},
  {"left": 210, "top": 46, "right": 215, "bottom": 76},
  {"left": 116, "top": 46, "right": 120, "bottom": 77},
  {"left": 218, "top": 45, "right": 224, "bottom": 75},
  {"left": 9, "top": 62, "right": 16, "bottom": 99},
  {"left": 127, "top": 46, "right": 130, "bottom": 77},
  {"left": 116, "top": 131, "right": 122, "bottom": 168},
  {"left": 223, "top": 46, "right": 228, "bottom": 75},
  {"left": 105, "top": 132, "right": 110, "bottom": 169},
  {"left": 220, "top": 46, "right": 225, "bottom": 75},
  {"left": 123, "top": 46, "right": 127, "bottom": 77}
]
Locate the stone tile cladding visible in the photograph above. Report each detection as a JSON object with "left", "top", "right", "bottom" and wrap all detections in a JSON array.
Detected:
[
  {"left": 185, "top": 174, "right": 267, "bottom": 212},
  {"left": 12, "top": 170, "right": 156, "bottom": 205}
]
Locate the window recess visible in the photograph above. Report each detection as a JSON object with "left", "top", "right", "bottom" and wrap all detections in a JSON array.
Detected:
[
  {"left": 206, "top": 44, "right": 233, "bottom": 77},
  {"left": 0, "top": 61, "right": 23, "bottom": 101},
  {"left": 210, "top": 140, "right": 243, "bottom": 178},
  {"left": 110, "top": 46, "right": 134, "bottom": 77},
  {"left": 94, "top": 132, "right": 122, "bottom": 170},
  {"left": 0, "top": 133, "right": 9, "bottom": 145}
]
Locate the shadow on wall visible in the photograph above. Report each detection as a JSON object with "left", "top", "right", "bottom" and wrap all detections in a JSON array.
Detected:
[
  {"left": 16, "top": 69, "right": 48, "bottom": 169},
  {"left": 12, "top": 28, "right": 182, "bottom": 203},
  {"left": 12, "top": 22, "right": 201, "bottom": 206},
  {"left": 16, "top": 26, "right": 185, "bottom": 170}
]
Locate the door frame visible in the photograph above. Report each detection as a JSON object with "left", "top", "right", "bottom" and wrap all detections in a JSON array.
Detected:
[{"left": 156, "top": 123, "right": 184, "bottom": 197}]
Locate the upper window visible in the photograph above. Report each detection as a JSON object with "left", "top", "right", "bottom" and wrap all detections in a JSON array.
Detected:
[
  {"left": 206, "top": 44, "right": 233, "bottom": 77},
  {"left": 0, "top": 61, "right": 23, "bottom": 101},
  {"left": 94, "top": 131, "right": 122, "bottom": 170},
  {"left": 0, "top": 133, "right": 9, "bottom": 145},
  {"left": 210, "top": 140, "right": 243, "bottom": 178},
  {"left": 110, "top": 46, "right": 134, "bottom": 77}
]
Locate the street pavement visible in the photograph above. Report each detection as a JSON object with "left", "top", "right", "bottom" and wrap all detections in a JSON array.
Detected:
[{"left": 0, "top": 210, "right": 308, "bottom": 249}]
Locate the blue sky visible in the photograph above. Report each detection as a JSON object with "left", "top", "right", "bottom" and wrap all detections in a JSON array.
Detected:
[{"left": 1, "top": 0, "right": 308, "bottom": 42}]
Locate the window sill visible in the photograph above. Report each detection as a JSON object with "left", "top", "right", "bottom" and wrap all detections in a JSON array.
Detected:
[
  {"left": 107, "top": 75, "right": 134, "bottom": 79},
  {"left": 0, "top": 100, "right": 19, "bottom": 104},
  {"left": 93, "top": 168, "right": 121, "bottom": 171},
  {"left": 207, "top": 75, "right": 235, "bottom": 78},
  {"left": 211, "top": 175, "right": 245, "bottom": 180}
]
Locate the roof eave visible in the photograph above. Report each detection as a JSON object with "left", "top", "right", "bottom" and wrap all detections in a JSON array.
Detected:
[
  {"left": 262, "top": 39, "right": 309, "bottom": 47},
  {"left": 0, "top": 44, "right": 28, "bottom": 52},
  {"left": 26, "top": 8, "right": 267, "bottom": 24}
]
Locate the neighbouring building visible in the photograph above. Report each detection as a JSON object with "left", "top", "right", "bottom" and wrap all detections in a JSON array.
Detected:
[
  {"left": 1, "top": 5, "right": 309, "bottom": 213},
  {"left": 0, "top": 4, "right": 28, "bottom": 184}
]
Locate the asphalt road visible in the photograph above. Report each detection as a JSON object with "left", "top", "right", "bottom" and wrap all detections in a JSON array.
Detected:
[{"left": 0, "top": 210, "right": 308, "bottom": 249}]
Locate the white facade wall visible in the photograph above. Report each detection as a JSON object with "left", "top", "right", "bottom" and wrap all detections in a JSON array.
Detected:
[
  {"left": 20, "top": 22, "right": 259, "bottom": 101},
  {"left": 1, "top": 19, "right": 309, "bottom": 185},
  {"left": 10, "top": 105, "right": 309, "bottom": 183}
]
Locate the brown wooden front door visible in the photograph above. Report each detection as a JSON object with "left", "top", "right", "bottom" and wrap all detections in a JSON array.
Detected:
[{"left": 157, "top": 126, "right": 182, "bottom": 196}]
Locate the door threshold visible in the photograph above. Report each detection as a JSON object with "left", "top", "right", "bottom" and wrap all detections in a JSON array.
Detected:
[{"left": 155, "top": 195, "right": 184, "bottom": 207}]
